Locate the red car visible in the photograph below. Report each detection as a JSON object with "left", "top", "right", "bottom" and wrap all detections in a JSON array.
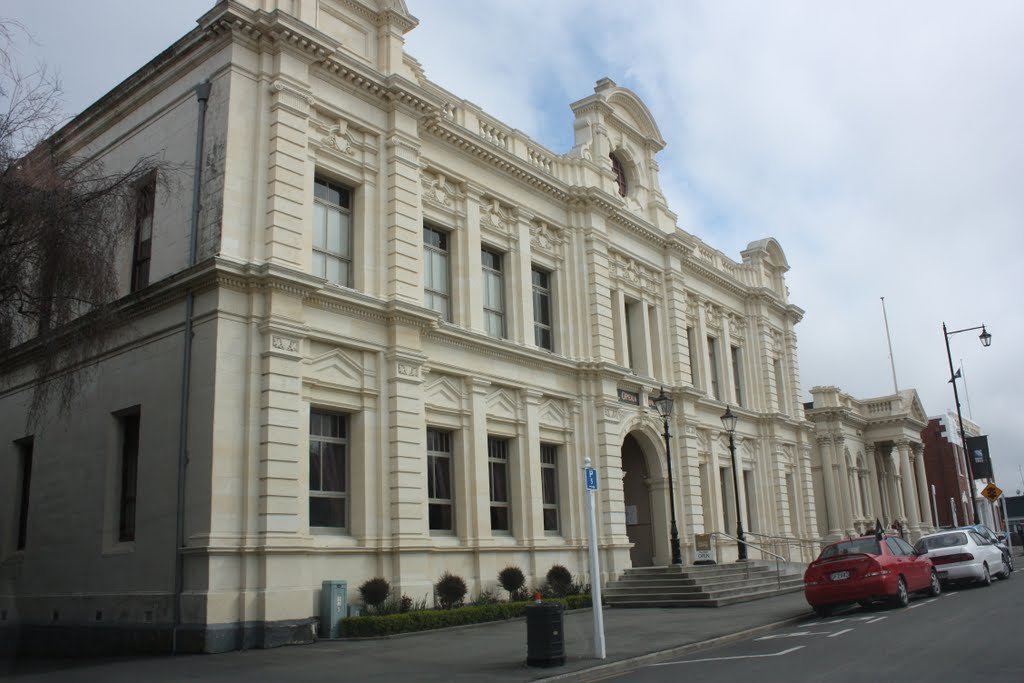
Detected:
[{"left": 803, "top": 535, "right": 940, "bottom": 617}]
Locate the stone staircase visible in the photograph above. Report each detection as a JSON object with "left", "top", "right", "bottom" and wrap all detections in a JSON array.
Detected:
[{"left": 604, "top": 561, "right": 806, "bottom": 608}]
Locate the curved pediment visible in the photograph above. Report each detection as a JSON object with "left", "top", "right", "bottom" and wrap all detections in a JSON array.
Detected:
[{"left": 597, "top": 78, "right": 665, "bottom": 148}]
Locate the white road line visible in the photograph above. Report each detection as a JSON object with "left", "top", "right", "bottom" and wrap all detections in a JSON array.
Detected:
[
  {"left": 828, "top": 628, "right": 853, "bottom": 638},
  {"left": 756, "top": 631, "right": 831, "bottom": 640},
  {"left": 653, "top": 646, "right": 806, "bottom": 666},
  {"left": 945, "top": 591, "right": 959, "bottom": 596},
  {"left": 866, "top": 616, "right": 887, "bottom": 624},
  {"left": 924, "top": 599, "right": 938, "bottom": 605}
]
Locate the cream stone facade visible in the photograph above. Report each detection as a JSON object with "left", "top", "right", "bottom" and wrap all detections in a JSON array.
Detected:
[
  {"left": 805, "top": 387, "right": 935, "bottom": 543},
  {"left": 1, "top": 0, "right": 818, "bottom": 653}
]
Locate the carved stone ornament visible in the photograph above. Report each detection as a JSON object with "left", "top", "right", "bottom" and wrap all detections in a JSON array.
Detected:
[
  {"left": 603, "top": 406, "right": 621, "bottom": 421},
  {"left": 421, "top": 170, "right": 464, "bottom": 210},
  {"left": 397, "top": 363, "right": 420, "bottom": 378},
  {"left": 530, "top": 220, "right": 563, "bottom": 254},
  {"left": 479, "top": 197, "right": 515, "bottom": 235},
  {"left": 728, "top": 313, "right": 747, "bottom": 339},
  {"left": 271, "top": 335, "right": 300, "bottom": 354},
  {"left": 322, "top": 118, "right": 356, "bottom": 156},
  {"left": 610, "top": 252, "right": 657, "bottom": 294},
  {"left": 703, "top": 302, "right": 722, "bottom": 331}
]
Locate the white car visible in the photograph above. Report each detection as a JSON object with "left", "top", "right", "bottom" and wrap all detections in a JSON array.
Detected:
[{"left": 914, "top": 529, "right": 1011, "bottom": 586}]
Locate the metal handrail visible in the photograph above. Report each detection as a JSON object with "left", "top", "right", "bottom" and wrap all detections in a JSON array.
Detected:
[
  {"left": 711, "top": 531, "right": 785, "bottom": 588},
  {"left": 743, "top": 531, "right": 825, "bottom": 563}
]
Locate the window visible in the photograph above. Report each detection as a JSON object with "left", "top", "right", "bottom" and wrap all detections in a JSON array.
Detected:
[
  {"left": 118, "top": 413, "right": 140, "bottom": 542},
  {"left": 707, "top": 337, "right": 721, "bottom": 400},
  {"left": 488, "top": 437, "right": 511, "bottom": 533},
  {"left": 482, "top": 248, "right": 505, "bottom": 338},
  {"left": 130, "top": 176, "right": 155, "bottom": 292},
  {"left": 610, "top": 153, "right": 627, "bottom": 197},
  {"left": 15, "top": 438, "right": 33, "bottom": 551},
  {"left": 541, "top": 444, "right": 560, "bottom": 532},
  {"left": 686, "top": 326, "right": 698, "bottom": 387},
  {"left": 731, "top": 346, "right": 743, "bottom": 407},
  {"left": 773, "top": 358, "right": 786, "bottom": 413},
  {"left": 309, "top": 410, "right": 347, "bottom": 529},
  {"left": 423, "top": 226, "right": 451, "bottom": 321},
  {"left": 313, "top": 177, "right": 353, "bottom": 286},
  {"left": 427, "top": 428, "right": 453, "bottom": 531},
  {"left": 532, "top": 267, "right": 553, "bottom": 350}
]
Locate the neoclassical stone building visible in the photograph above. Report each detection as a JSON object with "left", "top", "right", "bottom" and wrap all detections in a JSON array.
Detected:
[
  {"left": 804, "top": 387, "right": 935, "bottom": 542},
  {"left": 1, "top": 0, "right": 817, "bottom": 652}
]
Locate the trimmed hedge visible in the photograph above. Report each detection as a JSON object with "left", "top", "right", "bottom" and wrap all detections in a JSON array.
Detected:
[{"left": 340, "top": 594, "right": 593, "bottom": 638}]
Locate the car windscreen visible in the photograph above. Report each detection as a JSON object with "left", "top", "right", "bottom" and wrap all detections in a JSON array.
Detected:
[
  {"left": 820, "top": 538, "right": 881, "bottom": 558},
  {"left": 916, "top": 533, "right": 968, "bottom": 551}
]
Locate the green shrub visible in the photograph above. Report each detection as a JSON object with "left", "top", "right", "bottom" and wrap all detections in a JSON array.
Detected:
[
  {"left": 498, "top": 566, "right": 526, "bottom": 599},
  {"left": 472, "top": 589, "right": 501, "bottom": 606},
  {"left": 358, "top": 577, "right": 391, "bottom": 612},
  {"left": 435, "top": 571, "right": 467, "bottom": 609},
  {"left": 339, "top": 594, "right": 594, "bottom": 638},
  {"left": 546, "top": 565, "right": 573, "bottom": 597}
]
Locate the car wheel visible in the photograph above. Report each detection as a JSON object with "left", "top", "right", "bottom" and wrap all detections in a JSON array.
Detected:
[
  {"left": 999, "top": 557, "right": 1012, "bottom": 580},
  {"left": 927, "top": 570, "right": 941, "bottom": 597},
  {"left": 1004, "top": 552, "right": 1013, "bottom": 573},
  {"left": 979, "top": 563, "right": 992, "bottom": 587},
  {"left": 890, "top": 576, "right": 909, "bottom": 608},
  {"left": 813, "top": 605, "right": 832, "bottom": 618}
]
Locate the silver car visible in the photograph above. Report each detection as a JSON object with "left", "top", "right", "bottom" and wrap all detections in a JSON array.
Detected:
[{"left": 914, "top": 530, "right": 1011, "bottom": 586}]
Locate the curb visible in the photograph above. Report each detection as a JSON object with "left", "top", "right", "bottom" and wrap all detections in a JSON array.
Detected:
[{"left": 536, "top": 612, "right": 810, "bottom": 682}]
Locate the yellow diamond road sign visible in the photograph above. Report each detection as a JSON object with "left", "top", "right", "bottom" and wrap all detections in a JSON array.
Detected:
[{"left": 981, "top": 482, "right": 1003, "bottom": 502}]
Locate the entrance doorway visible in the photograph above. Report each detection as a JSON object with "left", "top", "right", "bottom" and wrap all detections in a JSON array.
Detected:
[{"left": 622, "top": 433, "right": 654, "bottom": 567}]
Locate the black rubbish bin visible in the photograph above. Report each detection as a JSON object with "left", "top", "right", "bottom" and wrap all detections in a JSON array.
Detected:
[{"left": 526, "top": 602, "right": 565, "bottom": 667}]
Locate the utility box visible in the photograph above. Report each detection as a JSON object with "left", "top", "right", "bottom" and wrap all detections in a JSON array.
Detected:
[
  {"left": 320, "top": 580, "right": 348, "bottom": 639},
  {"left": 526, "top": 602, "right": 565, "bottom": 667}
]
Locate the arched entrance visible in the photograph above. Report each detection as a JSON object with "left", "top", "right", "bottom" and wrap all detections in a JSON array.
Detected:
[{"left": 622, "top": 433, "right": 655, "bottom": 567}]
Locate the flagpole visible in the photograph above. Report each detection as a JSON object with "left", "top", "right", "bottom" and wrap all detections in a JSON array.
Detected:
[{"left": 880, "top": 297, "right": 899, "bottom": 394}]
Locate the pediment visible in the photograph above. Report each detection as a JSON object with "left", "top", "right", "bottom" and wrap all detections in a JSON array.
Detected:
[
  {"left": 304, "top": 348, "right": 365, "bottom": 389},
  {"left": 539, "top": 398, "right": 568, "bottom": 430},
  {"left": 424, "top": 374, "right": 465, "bottom": 411},
  {"left": 486, "top": 388, "right": 519, "bottom": 421}
]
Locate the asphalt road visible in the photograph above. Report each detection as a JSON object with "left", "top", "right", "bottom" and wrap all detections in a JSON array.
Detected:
[{"left": 599, "top": 572, "right": 1024, "bottom": 683}]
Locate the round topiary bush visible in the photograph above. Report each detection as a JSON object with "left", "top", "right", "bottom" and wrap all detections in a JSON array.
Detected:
[
  {"left": 435, "top": 571, "right": 468, "bottom": 609},
  {"left": 498, "top": 566, "right": 526, "bottom": 599},
  {"left": 546, "top": 564, "right": 573, "bottom": 597},
  {"left": 359, "top": 577, "right": 391, "bottom": 611}
]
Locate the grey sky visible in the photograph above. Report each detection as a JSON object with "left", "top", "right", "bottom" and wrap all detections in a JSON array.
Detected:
[{"left": 5, "top": 1, "right": 1023, "bottom": 495}]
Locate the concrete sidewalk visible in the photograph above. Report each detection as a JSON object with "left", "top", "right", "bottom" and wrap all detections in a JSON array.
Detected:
[{"left": 3, "top": 590, "right": 813, "bottom": 682}]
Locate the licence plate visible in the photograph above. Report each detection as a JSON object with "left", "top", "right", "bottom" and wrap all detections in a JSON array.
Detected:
[{"left": 830, "top": 571, "right": 850, "bottom": 581}]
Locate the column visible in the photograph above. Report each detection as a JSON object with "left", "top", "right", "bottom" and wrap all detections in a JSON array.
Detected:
[
  {"left": 832, "top": 437, "right": 855, "bottom": 537},
  {"left": 897, "top": 440, "right": 921, "bottom": 532},
  {"left": 817, "top": 436, "right": 842, "bottom": 538},
  {"left": 913, "top": 442, "right": 932, "bottom": 530},
  {"left": 520, "top": 389, "right": 545, "bottom": 542}
]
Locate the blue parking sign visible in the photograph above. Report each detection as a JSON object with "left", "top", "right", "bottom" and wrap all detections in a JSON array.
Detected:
[{"left": 585, "top": 467, "right": 598, "bottom": 491}]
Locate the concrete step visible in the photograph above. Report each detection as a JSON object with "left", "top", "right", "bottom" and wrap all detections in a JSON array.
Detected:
[{"left": 606, "top": 562, "right": 807, "bottom": 609}]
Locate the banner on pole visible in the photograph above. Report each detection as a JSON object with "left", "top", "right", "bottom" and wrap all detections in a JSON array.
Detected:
[{"left": 966, "top": 435, "right": 993, "bottom": 479}]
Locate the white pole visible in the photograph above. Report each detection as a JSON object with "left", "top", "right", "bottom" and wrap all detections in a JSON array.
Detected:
[
  {"left": 930, "top": 484, "right": 939, "bottom": 530},
  {"left": 584, "top": 457, "right": 606, "bottom": 659},
  {"left": 950, "top": 498, "right": 958, "bottom": 527},
  {"left": 1001, "top": 496, "right": 1013, "bottom": 553}
]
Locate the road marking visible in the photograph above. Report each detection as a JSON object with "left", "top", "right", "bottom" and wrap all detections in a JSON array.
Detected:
[
  {"left": 756, "top": 631, "right": 831, "bottom": 640},
  {"left": 945, "top": 591, "right": 959, "bottom": 596},
  {"left": 653, "top": 646, "right": 805, "bottom": 666},
  {"left": 866, "top": 616, "right": 887, "bottom": 624},
  {"left": 828, "top": 628, "right": 852, "bottom": 638},
  {"left": 908, "top": 603, "right": 925, "bottom": 609},
  {"left": 923, "top": 599, "right": 938, "bottom": 605}
]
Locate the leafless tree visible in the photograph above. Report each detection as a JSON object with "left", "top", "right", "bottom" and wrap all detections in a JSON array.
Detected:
[{"left": 0, "top": 21, "right": 163, "bottom": 425}]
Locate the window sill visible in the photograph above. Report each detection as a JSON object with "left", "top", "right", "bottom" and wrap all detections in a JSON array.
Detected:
[{"left": 101, "top": 542, "right": 135, "bottom": 557}]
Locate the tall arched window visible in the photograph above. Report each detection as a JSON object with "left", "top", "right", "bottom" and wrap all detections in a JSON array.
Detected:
[{"left": 610, "top": 153, "right": 628, "bottom": 197}]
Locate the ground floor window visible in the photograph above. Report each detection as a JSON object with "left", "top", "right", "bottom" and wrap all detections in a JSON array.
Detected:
[
  {"left": 541, "top": 444, "right": 560, "bottom": 532},
  {"left": 310, "top": 409, "right": 348, "bottom": 529},
  {"left": 427, "top": 428, "right": 453, "bottom": 531}
]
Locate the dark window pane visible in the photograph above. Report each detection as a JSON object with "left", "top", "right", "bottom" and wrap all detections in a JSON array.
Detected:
[
  {"left": 118, "top": 414, "right": 140, "bottom": 543},
  {"left": 543, "top": 509, "right": 559, "bottom": 532},
  {"left": 309, "top": 446, "right": 322, "bottom": 491},
  {"left": 542, "top": 468, "right": 557, "bottom": 505},
  {"left": 310, "top": 496, "right": 345, "bottom": 527},
  {"left": 17, "top": 440, "right": 33, "bottom": 550},
  {"left": 489, "top": 461, "right": 508, "bottom": 502},
  {"left": 490, "top": 506, "right": 510, "bottom": 532},
  {"left": 535, "top": 327, "right": 552, "bottom": 350},
  {"left": 321, "top": 443, "right": 346, "bottom": 492},
  {"left": 429, "top": 503, "right": 453, "bottom": 530}
]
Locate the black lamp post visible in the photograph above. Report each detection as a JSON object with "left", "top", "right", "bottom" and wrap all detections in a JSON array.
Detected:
[
  {"left": 720, "top": 406, "right": 747, "bottom": 561},
  {"left": 652, "top": 387, "right": 682, "bottom": 565},
  {"left": 943, "top": 322, "right": 992, "bottom": 525}
]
